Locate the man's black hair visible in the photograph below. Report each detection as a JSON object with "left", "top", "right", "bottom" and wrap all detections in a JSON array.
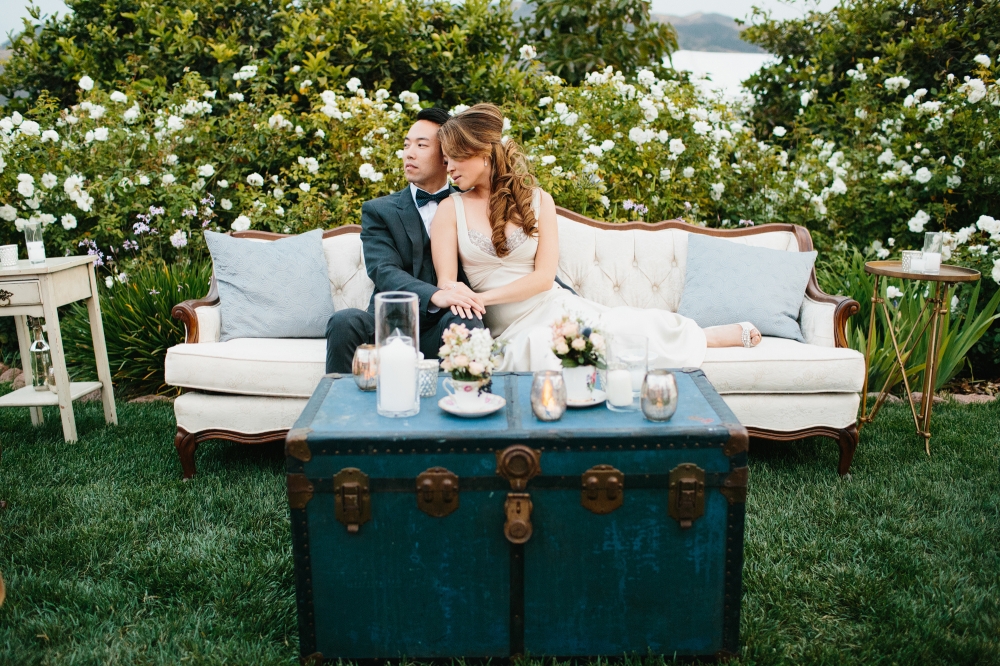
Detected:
[{"left": 416, "top": 107, "right": 451, "bottom": 126}]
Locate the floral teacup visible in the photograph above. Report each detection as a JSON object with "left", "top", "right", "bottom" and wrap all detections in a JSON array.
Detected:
[{"left": 443, "top": 378, "right": 486, "bottom": 409}]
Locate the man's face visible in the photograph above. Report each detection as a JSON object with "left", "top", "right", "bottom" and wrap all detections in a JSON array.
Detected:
[{"left": 402, "top": 119, "right": 447, "bottom": 187}]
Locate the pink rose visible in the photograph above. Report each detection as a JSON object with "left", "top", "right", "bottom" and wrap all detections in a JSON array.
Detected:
[
  {"left": 469, "top": 361, "right": 485, "bottom": 376},
  {"left": 563, "top": 321, "right": 579, "bottom": 337},
  {"left": 589, "top": 333, "right": 604, "bottom": 350},
  {"left": 556, "top": 342, "right": 570, "bottom": 355},
  {"left": 571, "top": 337, "right": 587, "bottom": 350},
  {"left": 453, "top": 354, "right": 469, "bottom": 368}
]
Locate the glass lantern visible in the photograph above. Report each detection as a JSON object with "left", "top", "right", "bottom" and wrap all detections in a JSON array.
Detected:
[
  {"left": 23, "top": 219, "right": 46, "bottom": 265},
  {"left": 374, "top": 292, "right": 420, "bottom": 417}
]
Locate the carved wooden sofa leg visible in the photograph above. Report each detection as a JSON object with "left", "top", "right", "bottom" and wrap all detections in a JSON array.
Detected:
[
  {"left": 837, "top": 424, "right": 859, "bottom": 477},
  {"left": 748, "top": 424, "right": 860, "bottom": 477},
  {"left": 175, "top": 428, "right": 198, "bottom": 480}
]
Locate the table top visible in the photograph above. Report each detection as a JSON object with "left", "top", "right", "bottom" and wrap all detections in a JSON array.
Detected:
[
  {"left": 864, "top": 260, "right": 981, "bottom": 283},
  {"left": 0, "top": 256, "right": 95, "bottom": 277},
  {"left": 293, "top": 370, "right": 743, "bottom": 452}
]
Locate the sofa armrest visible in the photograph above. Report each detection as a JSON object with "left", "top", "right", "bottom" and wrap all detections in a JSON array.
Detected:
[
  {"left": 171, "top": 278, "right": 220, "bottom": 344},
  {"left": 803, "top": 277, "right": 860, "bottom": 349}
]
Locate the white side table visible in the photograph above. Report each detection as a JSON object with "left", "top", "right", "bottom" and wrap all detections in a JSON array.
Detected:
[{"left": 0, "top": 256, "right": 117, "bottom": 441}]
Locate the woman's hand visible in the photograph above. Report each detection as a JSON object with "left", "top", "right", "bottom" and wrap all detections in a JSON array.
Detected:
[{"left": 432, "top": 282, "right": 486, "bottom": 319}]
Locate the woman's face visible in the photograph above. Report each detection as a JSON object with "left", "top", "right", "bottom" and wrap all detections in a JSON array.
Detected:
[{"left": 444, "top": 151, "right": 489, "bottom": 190}]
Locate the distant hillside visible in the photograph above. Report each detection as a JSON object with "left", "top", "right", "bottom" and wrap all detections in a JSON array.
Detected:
[{"left": 655, "top": 12, "right": 765, "bottom": 54}]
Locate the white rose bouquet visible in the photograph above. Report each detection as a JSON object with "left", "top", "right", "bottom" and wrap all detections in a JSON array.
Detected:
[
  {"left": 438, "top": 323, "right": 501, "bottom": 381},
  {"left": 551, "top": 314, "right": 606, "bottom": 368}
]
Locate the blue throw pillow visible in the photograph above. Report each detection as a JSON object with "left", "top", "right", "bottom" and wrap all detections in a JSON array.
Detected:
[
  {"left": 676, "top": 233, "right": 817, "bottom": 342},
  {"left": 205, "top": 229, "right": 336, "bottom": 341}
]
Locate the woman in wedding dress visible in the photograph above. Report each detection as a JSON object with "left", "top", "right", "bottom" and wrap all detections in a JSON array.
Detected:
[{"left": 429, "top": 103, "right": 760, "bottom": 372}]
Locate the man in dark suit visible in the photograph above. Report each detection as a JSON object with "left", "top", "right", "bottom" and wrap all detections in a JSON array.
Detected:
[{"left": 326, "top": 108, "right": 486, "bottom": 372}]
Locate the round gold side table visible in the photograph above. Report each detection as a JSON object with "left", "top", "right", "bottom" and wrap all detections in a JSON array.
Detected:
[{"left": 859, "top": 260, "right": 981, "bottom": 454}]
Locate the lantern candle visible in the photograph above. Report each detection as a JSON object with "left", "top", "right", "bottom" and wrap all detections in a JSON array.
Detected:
[
  {"left": 378, "top": 335, "right": 417, "bottom": 413},
  {"left": 605, "top": 369, "right": 634, "bottom": 407}
]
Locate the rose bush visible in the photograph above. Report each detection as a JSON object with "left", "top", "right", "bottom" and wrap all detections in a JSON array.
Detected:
[{"left": 2, "top": 4, "right": 1000, "bottom": 381}]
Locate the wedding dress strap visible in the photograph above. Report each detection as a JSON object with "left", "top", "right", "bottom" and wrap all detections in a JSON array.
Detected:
[
  {"left": 451, "top": 191, "right": 468, "bottom": 236},
  {"left": 531, "top": 187, "right": 541, "bottom": 219}
]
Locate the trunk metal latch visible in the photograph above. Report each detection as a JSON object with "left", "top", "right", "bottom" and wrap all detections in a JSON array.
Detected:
[
  {"left": 496, "top": 445, "right": 542, "bottom": 544},
  {"left": 334, "top": 467, "right": 371, "bottom": 534},
  {"left": 416, "top": 467, "right": 460, "bottom": 517},
  {"left": 581, "top": 464, "right": 624, "bottom": 514},
  {"left": 668, "top": 463, "right": 705, "bottom": 529},
  {"left": 504, "top": 493, "right": 534, "bottom": 544}
]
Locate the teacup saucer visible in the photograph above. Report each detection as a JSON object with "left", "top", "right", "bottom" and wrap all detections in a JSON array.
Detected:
[
  {"left": 439, "top": 393, "right": 506, "bottom": 418},
  {"left": 566, "top": 389, "right": 607, "bottom": 408}
]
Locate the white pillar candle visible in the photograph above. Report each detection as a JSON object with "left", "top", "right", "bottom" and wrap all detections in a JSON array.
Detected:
[
  {"left": 606, "top": 369, "right": 634, "bottom": 407},
  {"left": 628, "top": 368, "right": 644, "bottom": 391},
  {"left": 378, "top": 337, "right": 416, "bottom": 413},
  {"left": 26, "top": 241, "right": 45, "bottom": 264},
  {"left": 911, "top": 257, "right": 925, "bottom": 273},
  {"left": 923, "top": 252, "right": 941, "bottom": 274}
]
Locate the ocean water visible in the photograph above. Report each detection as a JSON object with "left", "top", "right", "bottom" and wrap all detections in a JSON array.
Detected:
[{"left": 667, "top": 50, "right": 775, "bottom": 98}]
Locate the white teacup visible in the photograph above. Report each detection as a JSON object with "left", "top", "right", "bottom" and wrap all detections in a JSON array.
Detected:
[{"left": 443, "top": 378, "right": 485, "bottom": 409}]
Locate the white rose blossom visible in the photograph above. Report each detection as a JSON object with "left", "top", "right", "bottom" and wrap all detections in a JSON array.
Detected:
[
  {"left": 78, "top": 75, "right": 94, "bottom": 91},
  {"left": 232, "top": 215, "right": 251, "bottom": 232},
  {"left": 221, "top": 198, "right": 233, "bottom": 210},
  {"left": 197, "top": 164, "right": 215, "bottom": 177},
  {"left": 518, "top": 44, "right": 537, "bottom": 60},
  {"left": 907, "top": 210, "right": 930, "bottom": 233},
  {"left": 247, "top": 173, "right": 264, "bottom": 186}
]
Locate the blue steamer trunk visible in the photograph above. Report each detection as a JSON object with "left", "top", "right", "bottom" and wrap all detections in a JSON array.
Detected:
[{"left": 286, "top": 371, "right": 748, "bottom": 663}]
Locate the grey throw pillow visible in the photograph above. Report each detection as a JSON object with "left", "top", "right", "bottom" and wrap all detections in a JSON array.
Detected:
[
  {"left": 205, "top": 229, "right": 336, "bottom": 341},
  {"left": 676, "top": 233, "right": 817, "bottom": 342}
]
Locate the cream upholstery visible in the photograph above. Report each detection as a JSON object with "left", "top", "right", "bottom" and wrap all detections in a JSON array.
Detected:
[
  {"left": 175, "top": 392, "right": 308, "bottom": 434},
  {"left": 166, "top": 338, "right": 325, "bottom": 398},
  {"left": 168, "top": 218, "right": 862, "bottom": 442},
  {"left": 720, "top": 393, "right": 860, "bottom": 431},
  {"left": 701, "top": 337, "right": 864, "bottom": 395}
]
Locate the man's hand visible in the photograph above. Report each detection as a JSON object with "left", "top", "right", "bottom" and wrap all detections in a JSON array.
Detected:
[{"left": 431, "top": 282, "right": 485, "bottom": 320}]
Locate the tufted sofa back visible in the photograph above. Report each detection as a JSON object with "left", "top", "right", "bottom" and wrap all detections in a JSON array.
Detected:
[
  {"left": 555, "top": 215, "right": 801, "bottom": 312},
  {"left": 249, "top": 215, "right": 811, "bottom": 315}
]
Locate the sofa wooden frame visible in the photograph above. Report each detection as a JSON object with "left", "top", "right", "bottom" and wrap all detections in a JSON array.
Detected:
[{"left": 172, "top": 212, "right": 860, "bottom": 478}]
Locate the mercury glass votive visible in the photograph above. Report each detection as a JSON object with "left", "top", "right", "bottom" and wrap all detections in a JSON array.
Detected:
[
  {"left": 531, "top": 370, "right": 567, "bottom": 421},
  {"left": 901, "top": 250, "right": 922, "bottom": 274},
  {"left": 352, "top": 344, "right": 378, "bottom": 391},
  {"left": 640, "top": 369, "right": 679, "bottom": 422},
  {"left": 417, "top": 359, "right": 440, "bottom": 398}
]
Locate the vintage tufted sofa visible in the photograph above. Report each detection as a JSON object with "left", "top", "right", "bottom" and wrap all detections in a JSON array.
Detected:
[{"left": 166, "top": 210, "right": 863, "bottom": 479}]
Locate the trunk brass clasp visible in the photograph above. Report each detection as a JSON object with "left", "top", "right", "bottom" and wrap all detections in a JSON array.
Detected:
[
  {"left": 668, "top": 463, "right": 705, "bottom": 529},
  {"left": 504, "top": 493, "right": 534, "bottom": 544},
  {"left": 581, "top": 465, "right": 624, "bottom": 514},
  {"left": 416, "top": 467, "right": 460, "bottom": 517},
  {"left": 334, "top": 467, "right": 371, "bottom": 534}
]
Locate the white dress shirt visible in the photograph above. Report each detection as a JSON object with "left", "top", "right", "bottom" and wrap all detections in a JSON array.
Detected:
[{"left": 410, "top": 183, "right": 451, "bottom": 236}]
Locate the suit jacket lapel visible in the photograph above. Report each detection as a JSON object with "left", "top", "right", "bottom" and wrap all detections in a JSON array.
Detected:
[{"left": 393, "top": 187, "right": 425, "bottom": 277}]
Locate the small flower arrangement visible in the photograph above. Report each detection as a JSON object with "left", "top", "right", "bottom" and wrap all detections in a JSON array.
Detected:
[
  {"left": 438, "top": 323, "right": 501, "bottom": 381},
  {"left": 551, "top": 315, "right": 606, "bottom": 368}
]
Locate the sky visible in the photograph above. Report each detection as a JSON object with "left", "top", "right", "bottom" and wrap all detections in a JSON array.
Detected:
[{"left": 3, "top": 0, "right": 840, "bottom": 46}]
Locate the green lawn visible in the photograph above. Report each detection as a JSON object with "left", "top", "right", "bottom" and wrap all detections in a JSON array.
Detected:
[{"left": 1, "top": 383, "right": 998, "bottom": 665}]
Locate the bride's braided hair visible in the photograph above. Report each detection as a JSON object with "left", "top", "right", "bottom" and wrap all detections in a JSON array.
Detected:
[{"left": 438, "top": 103, "right": 538, "bottom": 258}]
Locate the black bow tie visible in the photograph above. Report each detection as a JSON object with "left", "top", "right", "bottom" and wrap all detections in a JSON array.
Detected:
[{"left": 415, "top": 188, "right": 450, "bottom": 208}]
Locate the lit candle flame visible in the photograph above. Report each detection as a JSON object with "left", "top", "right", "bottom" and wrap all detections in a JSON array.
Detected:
[{"left": 541, "top": 378, "right": 554, "bottom": 408}]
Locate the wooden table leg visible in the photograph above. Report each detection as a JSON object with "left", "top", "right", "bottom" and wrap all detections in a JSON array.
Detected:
[
  {"left": 13, "top": 314, "right": 43, "bottom": 426},
  {"left": 41, "top": 279, "right": 77, "bottom": 442},
  {"left": 86, "top": 267, "right": 117, "bottom": 426}
]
